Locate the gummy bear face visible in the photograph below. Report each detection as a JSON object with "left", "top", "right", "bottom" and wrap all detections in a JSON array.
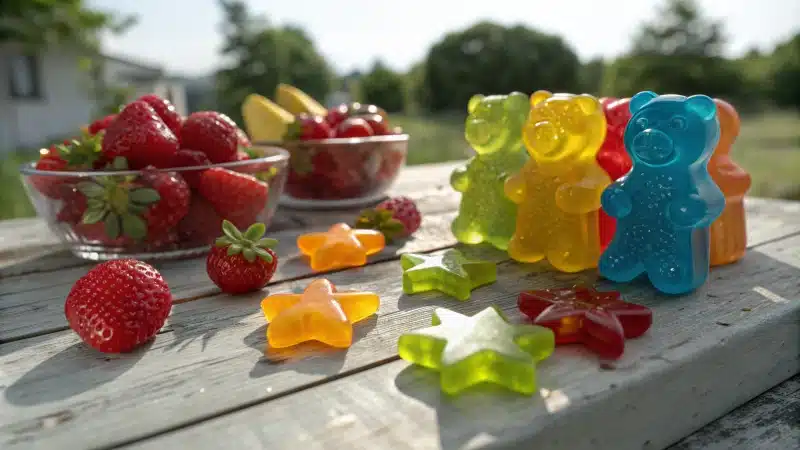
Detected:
[
  {"left": 624, "top": 91, "right": 720, "bottom": 168},
  {"left": 522, "top": 91, "right": 606, "bottom": 170},
  {"left": 465, "top": 92, "right": 529, "bottom": 155},
  {"left": 713, "top": 98, "right": 740, "bottom": 154}
]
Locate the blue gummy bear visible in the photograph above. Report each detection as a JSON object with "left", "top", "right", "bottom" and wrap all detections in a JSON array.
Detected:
[{"left": 599, "top": 91, "right": 726, "bottom": 295}]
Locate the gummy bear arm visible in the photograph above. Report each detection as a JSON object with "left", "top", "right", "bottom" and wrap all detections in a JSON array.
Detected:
[
  {"left": 718, "top": 165, "right": 753, "bottom": 197},
  {"left": 450, "top": 165, "right": 470, "bottom": 192},
  {"left": 555, "top": 164, "right": 612, "bottom": 214},
  {"left": 600, "top": 182, "right": 632, "bottom": 219},
  {"left": 504, "top": 172, "right": 527, "bottom": 204},
  {"left": 699, "top": 182, "right": 727, "bottom": 227}
]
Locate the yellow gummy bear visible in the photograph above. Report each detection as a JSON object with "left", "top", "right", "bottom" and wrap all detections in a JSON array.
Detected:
[{"left": 505, "top": 91, "right": 610, "bottom": 273}]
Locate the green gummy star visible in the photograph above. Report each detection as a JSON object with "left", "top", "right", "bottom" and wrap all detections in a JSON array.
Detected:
[
  {"left": 401, "top": 249, "right": 497, "bottom": 300},
  {"left": 398, "top": 306, "right": 555, "bottom": 395}
]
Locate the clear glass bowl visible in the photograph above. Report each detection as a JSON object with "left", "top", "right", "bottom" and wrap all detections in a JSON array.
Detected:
[
  {"left": 19, "top": 146, "right": 289, "bottom": 261},
  {"left": 268, "top": 134, "right": 408, "bottom": 204}
]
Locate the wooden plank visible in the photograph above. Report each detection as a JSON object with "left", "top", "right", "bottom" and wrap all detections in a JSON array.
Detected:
[
  {"left": 669, "top": 375, "right": 799, "bottom": 450},
  {"left": 0, "top": 211, "right": 457, "bottom": 343},
  {"left": 0, "top": 162, "right": 462, "bottom": 278},
  {"left": 2, "top": 232, "right": 799, "bottom": 450},
  {"left": 121, "top": 234, "right": 800, "bottom": 450}
]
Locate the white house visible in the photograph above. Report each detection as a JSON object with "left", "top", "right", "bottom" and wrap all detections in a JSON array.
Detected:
[{"left": 0, "top": 45, "right": 187, "bottom": 153}]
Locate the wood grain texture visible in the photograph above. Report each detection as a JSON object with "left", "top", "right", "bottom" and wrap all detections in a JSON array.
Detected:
[
  {"left": 0, "top": 212, "right": 457, "bottom": 343},
  {"left": 123, "top": 234, "right": 800, "bottom": 450},
  {"left": 669, "top": 375, "right": 799, "bottom": 450},
  {"left": 2, "top": 231, "right": 799, "bottom": 450}
]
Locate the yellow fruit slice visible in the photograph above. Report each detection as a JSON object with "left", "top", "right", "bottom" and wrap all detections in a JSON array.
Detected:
[
  {"left": 241, "top": 94, "right": 295, "bottom": 142},
  {"left": 275, "top": 83, "right": 328, "bottom": 117}
]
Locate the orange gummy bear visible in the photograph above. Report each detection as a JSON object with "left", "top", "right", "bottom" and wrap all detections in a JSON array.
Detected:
[
  {"left": 261, "top": 279, "right": 380, "bottom": 348},
  {"left": 708, "top": 99, "right": 751, "bottom": 266},
  {"left": 297, "top": 223, "right": 385, "bottom": 271}
]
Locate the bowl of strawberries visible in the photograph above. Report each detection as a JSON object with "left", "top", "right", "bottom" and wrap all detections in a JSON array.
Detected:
[
  {"left": 243, "top": 86, "right": 408, "bottom": 209},
  {"left": 20, "top": 94, "right": 289, "bottom": 261}
]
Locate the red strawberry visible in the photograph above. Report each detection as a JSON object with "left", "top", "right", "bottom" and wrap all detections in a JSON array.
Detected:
[
  {"left": 138, "top": 94, "right": 183, "bottom": 139},
  {"left": 206, "top": 220, "right": 278, "bottom": 294},
  {"left": 354, "top": 196, "right": 421, "bottom": 241},
  {"left": 88, "top": 114, "right": 117, "bottom": 135},
  {"left": 287, "top": 114, "right": 332, "bottom": 140},
  {"left": 359, "top": 113, "right": 391, "bottom": 135},
  {"left": 56, "top": 189, "right": 88, "bottom": 224},
  {"left": 178, "top": 196, "right": 224, "bottom": 245},
  {"left": 336, "top": 117, "right": 374, "bottom": 138},
  {"left": 236, "top": 128, "right": 251, "bottom": 148},
  {"left": 171, "top": 149, "right": 211, "bottom": 188},
  {"left": 72, "top": 222, "right": 131, "bottom": 246},
  {"left": 197, "top": 167, "right": 268, "bottom": 229},
  {"left": 30, "top": 150, "right": 69, "bottom": 199},
  {"left": 180, "top": 111, "right": 239, "bottom": 163},
  {"left": 102, "top": 101, "right": 179, "bottom": 169},
  {"left": 65, "top": 259, "right": 172, "bottom": 353},
  {"left": 140, "top": 168, "right": 191, "bottom": 236},
  {"left": 326, "top": 104, "right": 350, "bottom": 127},
  {"left": 235, "top": 150, "right": 250, "bottom": 161}
]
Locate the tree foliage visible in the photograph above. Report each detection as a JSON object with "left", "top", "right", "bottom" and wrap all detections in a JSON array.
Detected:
[
  {"left": 420, "top": 22, "right": 581, "bottom": 112},
  {"left": 769, "top": 33, "right": 800, "bottom": 112},
  {"left": 0, "top": 0, "right": 134, "bottom": 50},
  {"left": 215, "top": 0, "right": 332, "bottom": 125},
  {"left": 603, "top": 0, "right": 745, "bottom": 100},
  {"left": 358, "top": 61, "right": 407, "bottom": 113}
]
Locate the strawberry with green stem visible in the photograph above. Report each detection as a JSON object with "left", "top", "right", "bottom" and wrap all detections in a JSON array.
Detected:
[
  {"left": 31, "top": 132, "right": 104, "bottom": 199},
  {"left": 354, "top": 196, "right": 421, "bottom": 242},
  {"left": 207, "top": 220, "right": 279, "bottom": 294}
]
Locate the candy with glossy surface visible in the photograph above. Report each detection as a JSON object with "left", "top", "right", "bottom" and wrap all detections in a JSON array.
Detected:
[
  {"left": 397, "top": 306, "right": 555, "bottom": 395},
  {"left": 518, "top": 287, "right": 652, "bottom": 360},
  {"left": 599, "top": 91, "right": 725, "bottom": 294},
  {"left": 506, "top": 91, "right": 610, "bottom": 272},
  {"left": 297, "top": 223, "right": 385, "bottom": 271},
  {"left": 261, "top": 279, "right": 379, "bottom": 348},
  {"left": 597, "top": 97, "right": 634, "bottom": 250},
  {"left": 451, "top": 92, "right": 529, "bottom": 250},
  {"left": 401, "top": 249, "right": 496, "bottom": 300},
  {"left": 709, "top": 98, "right": 751, "bottom": 266}
]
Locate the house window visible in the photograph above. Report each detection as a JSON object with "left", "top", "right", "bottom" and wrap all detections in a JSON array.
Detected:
[{"left": 8, "top": 54, "right": 43, "bottom": 100}]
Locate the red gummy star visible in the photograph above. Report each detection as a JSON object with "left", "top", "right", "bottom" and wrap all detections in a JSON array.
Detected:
[{"left": 517, "top": 287, "right": 652, "bottom": 360}]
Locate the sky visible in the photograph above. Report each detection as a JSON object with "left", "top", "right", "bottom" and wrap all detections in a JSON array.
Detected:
[{"left": 88, "top": 0, "right": 800, "bottom": 76}]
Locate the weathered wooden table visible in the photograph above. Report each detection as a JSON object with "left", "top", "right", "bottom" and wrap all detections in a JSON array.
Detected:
[{"left": 1, "top": 162, "right": 798, "bottom": 450}]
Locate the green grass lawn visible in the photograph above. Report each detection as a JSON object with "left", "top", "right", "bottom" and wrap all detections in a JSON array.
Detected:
[{"left": 1, "top": 111, "right": 798, "bottom": 221}]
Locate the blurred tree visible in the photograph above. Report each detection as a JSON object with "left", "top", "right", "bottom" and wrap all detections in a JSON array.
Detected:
[
  {"left": 405, "top": 62, "right": 429, "bottom": 113},
  {"left": 603, "top": 0, "right": 745, "bottom": 100},
  {"left": 215, "top": 0, "right": 331, "bottom": 125},
  {"left": 0, "top": 0, "right": 135, "bottom": 50},
  {"left": 421, "top": 22, "right": 581, "bottom": 112},
  {"left": 358, "top": 60, "right": 407, "bottom": 112},
  {"left": 581, "top": 58, "right": 606, "bottom": 95},
  {"left": 769, "top": 33, "right": 800, "bottom": 112}
]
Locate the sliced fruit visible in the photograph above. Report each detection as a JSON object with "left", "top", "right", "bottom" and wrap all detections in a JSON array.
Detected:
[
  {"left": 275, "top": 83, "right": 328, "bottom": 117},
  {"left": 241, "top": 94, "right": 295, "bottom": 142}
]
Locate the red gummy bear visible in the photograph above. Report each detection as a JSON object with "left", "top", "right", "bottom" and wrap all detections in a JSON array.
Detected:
[
  {"left": 518, "top": 287, "right": 652, "bottom": 360},
  {"left": 597, "top": 98, "right": 633, "bottom": 251}
]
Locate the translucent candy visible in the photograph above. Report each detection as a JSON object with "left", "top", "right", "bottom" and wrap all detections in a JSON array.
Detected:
[
  {"left": 401, "top": 249, "right": 496, "bottom": 301},
  {"left": 708, "top": 98, "right": 751, "bottom": 266},
  {"left": 599, "top": 91, "right": 726, "bottom": 294},
  {"left": 518, "top": 287, "right": 652, "bottom": 360},
  {"left": 261, "top": 279, "right": 379, "bottom": 348},
  {"left": 297, "top": 223, "right": 385, "bottom": 271},
  {"left": 597, "top": 97, "right": 634, "bottom": 251},
  {"left": 506, "top": 91, "right": 611, "bottom": 272},
  {"left": 451, "top": 92, "right": 529, "bottom": 250},
  {"left": 397, "top": 307, "right": 555, "bottom": 395}
]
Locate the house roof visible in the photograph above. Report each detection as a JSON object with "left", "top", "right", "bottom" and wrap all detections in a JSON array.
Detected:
[{"left": 101, "top": 53, "right": 164, "bottom": 75}]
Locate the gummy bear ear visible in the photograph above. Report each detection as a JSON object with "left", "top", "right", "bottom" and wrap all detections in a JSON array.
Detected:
[
  {"left": 573, "top": 94, "right": 600, "bottom": 115},
  {"left": 686, "top": 94, "right": 717, "bottom": 121},
  {"left": 505, "top": 91, "right": 529, "bottom": 113},
  {"left": 467, "top": 95, "right": 484, "bottom": 114},
  {"left": 630, "top": 91, "right": 658, "bottom": 114},
  {"left": 530, "top": 90, "right": 552, "bottom": 107}
]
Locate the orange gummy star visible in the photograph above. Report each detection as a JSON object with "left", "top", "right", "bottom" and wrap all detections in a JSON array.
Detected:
[
  {"left": 297, "top": 223, "right": 385, "bottom": 271},
  {"left": 261, "top": 279, "right": 380, "bottom": 348}
]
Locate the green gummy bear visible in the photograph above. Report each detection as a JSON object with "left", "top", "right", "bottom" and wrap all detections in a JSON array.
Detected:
[
  {"left": 397, "top": 306, "right": 555, "bottom": 395},
  {"left": 401, "top": 249, "right": 496, "bottom": 301},
  {"left": 451, "top": 92, "right": 530, "bottom": 250}
]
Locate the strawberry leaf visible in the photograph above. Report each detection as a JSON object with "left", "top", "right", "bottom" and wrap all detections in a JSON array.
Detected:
[
  {"left": 105, "top": 213, "right": 121, "bottom": 239},
  {"left": 253, "top": 247, "right": 273, "bottom": 263},
  {"left": 215, "top": 237, "right": 233, "bottom": 247},
  {"left": 244, "top": 222, "right": 266, "bottom": 241},
  {"left": 222, "top": 220, "right": 243, "bottom": 241},
  {"left": 242, "top": 248, "right": 256, "bottom": 262},
  {"left": 129, "top": 188, "right": 161, "bottom": 205},
  {"left": 121, "top": 214, "right": 147, "bottom": 240},
  {"left": 227, "top": 244, "right": 243, "bottom": 256},
  {"left": 77, "top": 181, "right": 106, "bottom": 198},
  {"left": 256, "top": 237, "right": 278, "bottom": 248},
  {"left": 82, "top": 209, "right": 107, "bottom": 224}
]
